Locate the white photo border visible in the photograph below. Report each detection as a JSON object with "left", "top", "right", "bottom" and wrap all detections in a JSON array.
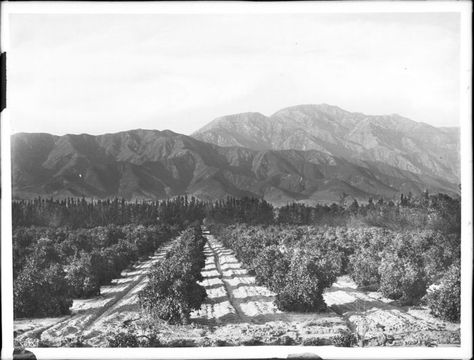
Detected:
[{"left": 1, "top": 1, "right": 472, "bottom": 359}]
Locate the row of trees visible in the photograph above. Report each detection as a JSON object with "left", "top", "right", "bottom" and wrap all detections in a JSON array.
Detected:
[
  {"left": 213, "top": 224, "right": 460, "bottom": 321},
  {"left": 13, "top": 224, "right": 176, "bottom": 318},
  {"left": 139, "top": 226, "right": 207, "bottom": 324},
  {"left": 13, "top": 192, "right": 460, "bottom": 234},
  {"left": 12, "top": 196, "right": 206, "bottom": 228},
  {"left": 205, "top": 197, "right": 274, "bottom": 225},
  {"left": 12, "top": 196, "right": 273, "bottom": 229},
  {"left": 277, "top": 192, "right": 460, "bottom": 234}
]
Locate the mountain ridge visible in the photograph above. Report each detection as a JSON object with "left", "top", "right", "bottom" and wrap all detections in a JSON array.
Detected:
[
  {"left": 192, "top": 104, "right": 460, "bottom": 184},
  {"left": 12, "top": 125, "right": 459, "bottom": 205}
]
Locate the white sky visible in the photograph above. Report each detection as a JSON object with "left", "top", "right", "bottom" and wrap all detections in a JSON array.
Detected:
[{"left": 8, "top": 12, "right": 460, "bottom": 135}]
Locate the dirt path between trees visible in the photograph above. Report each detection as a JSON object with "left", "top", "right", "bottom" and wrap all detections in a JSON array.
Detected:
[
  {"left": 191, "top": 233, "right": 282, "bottom": 324},
  {"left": 207, "top": 239, "right": 252, "bottom": 322}
]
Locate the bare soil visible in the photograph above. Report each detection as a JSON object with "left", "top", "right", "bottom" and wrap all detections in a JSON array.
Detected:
[{"left": 323, "top": 275, "right": 460, "bottom": 346}]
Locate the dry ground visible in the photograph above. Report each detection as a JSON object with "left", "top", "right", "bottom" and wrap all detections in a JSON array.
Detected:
[{"left": 324, "top": 276, "right": 460, "bottom": 346}]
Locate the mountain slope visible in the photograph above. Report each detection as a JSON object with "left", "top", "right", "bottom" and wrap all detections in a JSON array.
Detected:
[
  {"left": 12, "top": 129, "right": 458, "bottom": 205},
  {"left": 192, "top": 104, "right": 460, "bottom": 184}
]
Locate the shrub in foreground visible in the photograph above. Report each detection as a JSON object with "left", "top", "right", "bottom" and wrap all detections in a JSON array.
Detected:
[
  {"left": 139, "top": 265, "right": 206, "bottom": 324},
  {"left": 107, "top": 330, "right": 141, "bottom": 347},
  {"left": 252, "top": 246, "right": 290, "bottom": 291},
  {"left": 139, "top": 227, "right": 207, "bottom": 324},
  {"left": 275, "top": 251, "right": 337, "bottom": 312},
  {"left": 378, "top": 235, "right": 428, "bottom": 305},
  {"left": 424, "top": 262, "right": 460, "bottom": 322},
  {"left": 348, "top": 248, "right": 381, "bottom": 289},
  {"left": 65, "top": 252, "right": 101, "bottom": 298},
  {"left": 333, "top": 329, "right": 358, "bottom": 347},
  {"left": 14, "top": 261, "right": 72, "bottom": 318},
  {"left": 378, "top": 252, "right": 427, "bottom": 305}
]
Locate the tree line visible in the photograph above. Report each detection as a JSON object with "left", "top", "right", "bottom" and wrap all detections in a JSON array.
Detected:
[
  {"left": 12, "top": 196, "right": 206, "bottom": 228},
  {"left": 276, "top": 192, "right": 460, "bottom": 234},
  {"left": 13, "top": 191, "right": 460, "bottom": 234}
]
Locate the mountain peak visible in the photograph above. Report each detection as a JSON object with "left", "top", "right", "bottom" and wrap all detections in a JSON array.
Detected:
[
  {"left": 197, "top": 112, "right": 267, "bottom": 133},
  {"left": 192, "top": 104, "right": 460, "bottom": 183},
  {"left": 272, "top": 103, "right": 348, "bottom": 116},
  {"left": 102, "top": 128, "right": 179, "bottom": 137}
]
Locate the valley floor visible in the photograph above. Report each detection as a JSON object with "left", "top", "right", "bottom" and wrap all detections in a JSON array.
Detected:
[{"left": 14, "top": 232, "right": 460, "bottom": 347}]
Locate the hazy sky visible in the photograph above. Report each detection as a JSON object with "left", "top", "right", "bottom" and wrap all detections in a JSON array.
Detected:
[{"left": 8, "top": 12, "right": 460, "bottom": 135}]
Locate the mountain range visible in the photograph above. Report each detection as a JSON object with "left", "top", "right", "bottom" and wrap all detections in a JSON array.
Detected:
[
  {"left": 11, "top": 104, "right": 460, "bottom": 205},
  {"left": 193, "top": 104, "right": 459, "bottom": 184}
]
